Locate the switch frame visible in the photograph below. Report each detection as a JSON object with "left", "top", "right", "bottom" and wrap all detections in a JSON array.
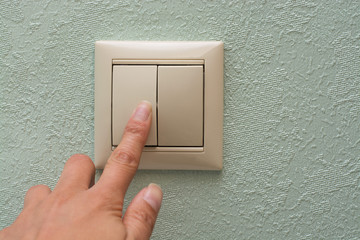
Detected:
[{"left": 95, "top": 41, "right": 223, "bottom": 170}]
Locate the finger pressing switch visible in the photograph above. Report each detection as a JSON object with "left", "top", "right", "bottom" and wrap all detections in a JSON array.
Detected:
[
  {"left": 112, "top": 65, "right": 157, "bottom": 146},
  {"left": 158, "top": 66, "right": 204, "bottom": 147}
]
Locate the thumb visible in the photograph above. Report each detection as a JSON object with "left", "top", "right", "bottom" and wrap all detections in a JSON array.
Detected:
[{"left": 123, "top": 184, "right": 163, "bottom": 239}]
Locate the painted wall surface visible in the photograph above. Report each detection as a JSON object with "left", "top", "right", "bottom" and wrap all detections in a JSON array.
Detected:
[{"left": 1, "top": 1, "right": 359, "bottom": 239}]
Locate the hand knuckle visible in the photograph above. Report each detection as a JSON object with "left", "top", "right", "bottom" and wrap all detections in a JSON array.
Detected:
[
  {"left": 111, "top": 148, "right": 138, "bottom": 167},
  {"left": 128, "top": 209, "right": 156, "bottom": 229},
  {"left": 124, "top": 121, "right": 147, "bottom": 139},
  {"left": 50, "top": 191, "right": 72, "bottom": 205},
  {"left": 92, "top": 190, "right": 124, "bottom": 216}
]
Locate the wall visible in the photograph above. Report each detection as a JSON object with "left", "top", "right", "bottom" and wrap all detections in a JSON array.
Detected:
[{"left": 1, "top": 1, "right": 359, "bottom": 239}]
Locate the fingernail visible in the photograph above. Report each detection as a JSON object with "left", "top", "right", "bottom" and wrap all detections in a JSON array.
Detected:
[
  {"left": 143, "top": 183, "right": 163, "bottom": 212},
  {"left": 133, "top": 101, "right": 152, "bottom": 122}
]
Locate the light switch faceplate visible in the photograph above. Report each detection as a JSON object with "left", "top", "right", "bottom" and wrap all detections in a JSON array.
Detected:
[{"left": 95, "top": 41, "right": 223, "bottom": 170}]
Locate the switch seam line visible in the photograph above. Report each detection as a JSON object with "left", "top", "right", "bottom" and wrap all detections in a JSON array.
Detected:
[{"left": 156, "top": 65, "right": 159, "bottom": 147}]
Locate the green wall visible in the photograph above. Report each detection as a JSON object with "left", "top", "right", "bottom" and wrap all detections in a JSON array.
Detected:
[{"left": 1, "top": 1, "right": 359, "bottom": 239}]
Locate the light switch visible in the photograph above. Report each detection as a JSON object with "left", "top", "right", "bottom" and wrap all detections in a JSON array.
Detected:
[
  {"left": 158, "top": 66, "right": 204, "bottom": 146},
  {"left": 95, "top": 41, "right": 223, "bottom": 170},
  {"left": 112, "top": 65, "right": 157, "bottom": 146}
]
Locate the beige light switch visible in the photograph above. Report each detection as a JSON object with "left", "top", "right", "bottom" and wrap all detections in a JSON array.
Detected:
[
  {"left": 158, "top": 66, "right": 203, "bottom": 146},
  {"left": 95, "top": 41, "right": 223, "bottom": 170},
  {"left": 112, "top": 65, "right": 157, "bottom": 146}
]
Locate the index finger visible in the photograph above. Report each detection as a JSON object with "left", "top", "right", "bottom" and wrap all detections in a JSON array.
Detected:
[{"left": 96, "top": 101, "right": 152, "bottom": 198}]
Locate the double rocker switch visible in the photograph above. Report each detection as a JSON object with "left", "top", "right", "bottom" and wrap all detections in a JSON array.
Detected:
[{"left": 112, "top": 64, "right": 204, "bottom": 147}]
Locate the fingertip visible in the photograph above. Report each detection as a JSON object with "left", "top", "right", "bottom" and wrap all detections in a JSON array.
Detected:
[
  {"left": 143, "top": 183, "right": 163, "bottom": 212},
  {"left": 132, "top": 101, "right": 152, "bottom": 122},
  {"left": 123, "top": 183, "right": 163, "bottom": 239},
  {"left": 141, "top": 100, "right": 152, "bottom": 109}
]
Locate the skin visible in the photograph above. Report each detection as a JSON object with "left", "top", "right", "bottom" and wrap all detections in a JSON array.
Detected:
[{"left": 0, "top": 101, "right": 163, "bottom": 240}]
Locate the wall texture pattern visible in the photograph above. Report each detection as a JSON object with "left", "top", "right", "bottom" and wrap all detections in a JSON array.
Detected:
[{"left": 0, "top": 1, "right": 359, "bottom": 239}]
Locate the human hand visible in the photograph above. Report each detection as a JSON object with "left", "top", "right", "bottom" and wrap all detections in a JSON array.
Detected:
[{"left": 0, "top": 101, "right": 162, "bottom": 240}]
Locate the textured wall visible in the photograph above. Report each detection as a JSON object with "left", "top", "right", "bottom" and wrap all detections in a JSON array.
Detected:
[{"left": 1, "top": 1, "right": 359, "bottom": 239}]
